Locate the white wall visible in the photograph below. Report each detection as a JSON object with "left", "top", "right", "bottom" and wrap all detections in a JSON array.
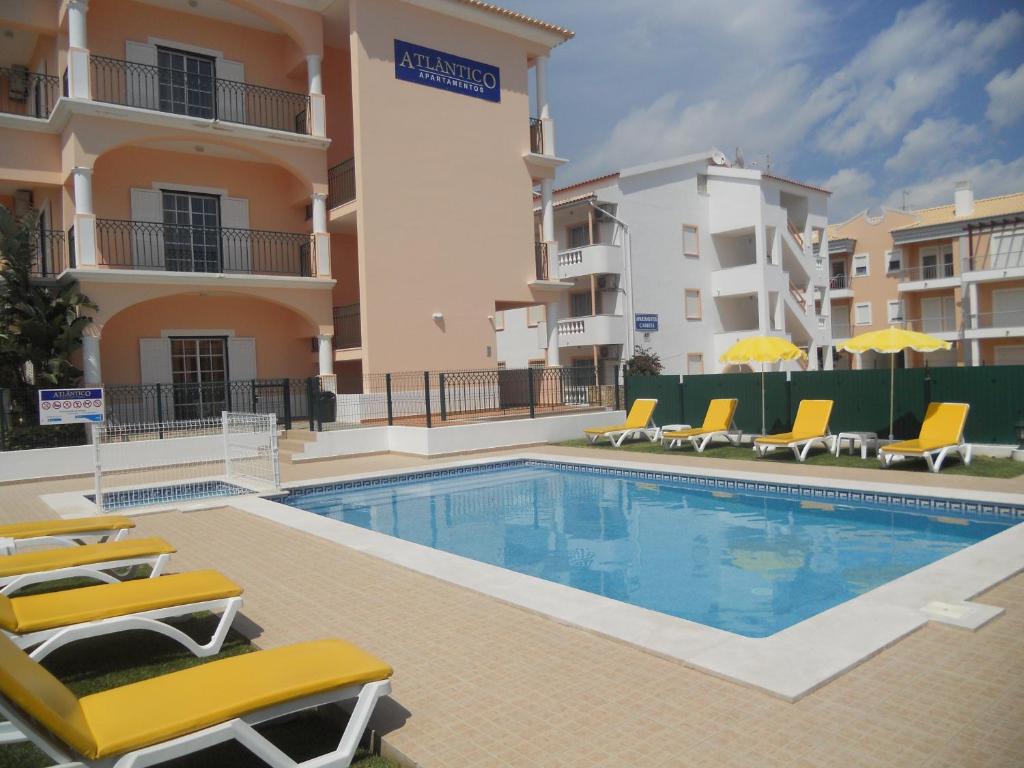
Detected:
[{"left": 496, "top": 307, "right": 547, "bottom": 368}]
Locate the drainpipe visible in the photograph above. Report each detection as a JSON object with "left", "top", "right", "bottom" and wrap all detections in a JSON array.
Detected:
[{"left": 588, "top": 201, "right": 634, "bottom": 365}]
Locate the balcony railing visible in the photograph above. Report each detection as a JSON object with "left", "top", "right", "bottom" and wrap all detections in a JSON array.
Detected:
[
  {"left": 963, "top": 248, "right": 1024, "bottom": 273},
  {"left": 967, "top": 310, "right": 1024, "bottom": 330},
  {"left": 903, "top": 316, "right": 958, "bottom": 334},
  {"left": 535, "top": 241, "right": 550, "bottom": 280},
  {"left": 89, "top": 55, "right": 311, "bottom": 133},
  {"left": 0, "top": 66, "right": 60, "bottom": 119},
  {"left": 897, "top": 263, "right": 955, "bottom": 282},
  {"left": 94, "top": 219, "right": 316, "bottom": 277},
  {"left": 333, "top": 303, "right": 361, "bottom": 349},
  {"left": 828, "top": 273, "right": 848, "bottom": 290},
  {"left": 327, "top": 159, "right": 356, "bottom": 209},
  {"left": 29, "top": 230, "right": 68, "bottom": 277},
  {"left": 529, "top": 117, "right": 544, "bottom": 154}
]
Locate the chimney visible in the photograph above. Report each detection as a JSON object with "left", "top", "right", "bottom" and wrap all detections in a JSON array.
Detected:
[{"left": 954, "top": 181, "right": 974, "bottom": 217}]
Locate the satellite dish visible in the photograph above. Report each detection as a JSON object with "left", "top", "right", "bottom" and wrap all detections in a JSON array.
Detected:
[{"left": 711, "top": 150, "right": 728, "bottom": 166}]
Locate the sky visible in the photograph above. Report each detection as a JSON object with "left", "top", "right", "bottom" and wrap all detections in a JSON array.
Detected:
[{"left": 508, "top": 0, "right": 1024, "bottom": 221}]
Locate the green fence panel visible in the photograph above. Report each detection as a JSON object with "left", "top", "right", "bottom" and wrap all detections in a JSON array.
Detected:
[
  {"left": 927, "top": 365, "right": 1024, "bottom": 444},
  {"left": 624, "top": 375, "right": 683, "bottom": 426},
  {"left": 682, "top": 372, "right": 789, "bottom": 434}
]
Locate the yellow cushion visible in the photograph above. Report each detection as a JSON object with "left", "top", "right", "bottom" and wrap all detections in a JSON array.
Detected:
[
  {"left": 0, "top": 633, "right": 97, "bottom": 758},
  {"left": 624, "top": 399, "right": 657, "bottom": 429},
  {"left": 0, "top": 569, "right": 242, "bottom": 633},
  {"left": 80, "top": 639, "right": 393, "bottom": 758},
  {"left": 701, "top": 398, "right": 737, "bottom": 432},
  {"left": 755, "top": 432, "right": 798, "bottom": 445},
  {"left": 662, "top": 427, "right": 706, "bottom": 439},
  {"left": 918, "top": 402, "right": 969, "bottom": 446},
  {"left": 583, "top": 424, "right": 629, "bottom": 435},
  {"left": 0, "top": 537, "right": 174, "bottom": 578},
  {"left": 0, "top": 515, "right": 134, "bottom": 541},
  {"left": 790, "top": 399, "right": 833, "bottom": 437}
]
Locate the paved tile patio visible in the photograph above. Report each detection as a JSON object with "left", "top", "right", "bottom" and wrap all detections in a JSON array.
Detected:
[{"left": 2, "top": 446, "right": 1023, "bottom": 767}]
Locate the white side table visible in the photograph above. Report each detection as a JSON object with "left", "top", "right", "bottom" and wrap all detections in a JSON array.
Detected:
[{"left": 834, "top": 431, "right": 879, "bottom": 459}]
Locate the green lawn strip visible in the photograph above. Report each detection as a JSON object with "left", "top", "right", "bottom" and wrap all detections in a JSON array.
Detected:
[
  {"left": 558, "top": 439, "right": 1024, "bottom": 478},
  {"left": 0, "top": 616, "right": 399, "bottom": 768}
]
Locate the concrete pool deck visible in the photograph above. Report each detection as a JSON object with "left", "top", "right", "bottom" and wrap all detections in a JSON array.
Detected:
[{"left": 3, "top": 446, "right": 1024, "bottom": 766}]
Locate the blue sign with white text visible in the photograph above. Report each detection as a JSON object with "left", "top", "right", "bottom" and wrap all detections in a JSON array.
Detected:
[
  {"left": 38, "top": 387, "right": 105, "bottom": 425},
  {"left": 394, "top": 39, "right": 501, "bottom": 103},
  {"left": 635, "top": 314, "right": 659, "bottom": 332}
]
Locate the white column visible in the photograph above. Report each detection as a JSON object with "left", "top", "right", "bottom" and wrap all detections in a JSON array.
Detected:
[
  {"left": 318, "top": 334, "right": 333, "bottom": 376},
  {"left": 71, "top": 166, "right": 96, "bottom": 267},
  {"left": 311, "top": 192, "right": 330, "bottom": 277},
  {"left": 755, "top": 224, "right": 770, "bottom": 330},
  {"left": 967, "top": 282, "right": 980, "bottom": 365},
  {"left": 67, "top": 0, "right": 91, "bottom": 99},
  {"left": 541, "top": 179, "right": 554, "bottom": 243},
  {"left": 306, "top": 53, "right": 326, "bottom": 137},
  {"left": 82, "top": 333, "right": 101, "bottom": 385},
  {"left": 546, "top": 300, "right": 561, "bottom": 366},
  {"left": 534, "top": 55, "right": 554, "bottom": 155}
]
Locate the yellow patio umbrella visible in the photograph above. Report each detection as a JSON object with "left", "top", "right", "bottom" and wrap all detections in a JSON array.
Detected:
[
  {"left": 719, "top": 336, "right": 807, "bottom": 436},
  {"left": 836, "top": 326, "right": 951, "bottom": 440}
]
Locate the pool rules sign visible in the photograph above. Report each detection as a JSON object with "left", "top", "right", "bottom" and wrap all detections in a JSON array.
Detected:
[{"left": 38, "top": 388, "right": 105, "bottom": 425}]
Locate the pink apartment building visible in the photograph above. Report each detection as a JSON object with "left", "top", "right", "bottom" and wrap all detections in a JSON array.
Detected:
[
  {"left": 0, "top": 0, "right": 572, "bottom": 404},
  {"left": 828, "top": 184, "right": 1024, "bottom": 368}
]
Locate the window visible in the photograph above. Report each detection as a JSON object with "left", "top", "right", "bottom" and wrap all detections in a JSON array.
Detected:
[
  {"left": 852, "top": 253, "right": 869, "bottom": 277},
  {"left": 886, "top": 249, "right": 902, "bottom": 273},
  {"left": 854, "top": 302, "right": 872, "bottom": 326},
  {"left": 157, "top": 47, "right": 215, "bottom": 118},
  {"left": 921, "top": 245, "right": 954, "bottom": 279},
  {"left": 686, "top": 353, "right": 704, "bottom": 375},
  {"left": 682, "top": 225, "right": 699, "bottom": 257},
  {"left": 886, "top": 300, "right": 903, "bottom": 323},
  {"left": 684, "top": 289, "right": 702, "bottom": 320},
  {"left": 527, "top": 304, "right": 546, "bottom": 327},
  {"left": 570, "top": 292, "right": 593, "bottom": 318},
  {"left": 568, "top": 223, "right": 590, "bottom": 249},
  {"left": 161, "top": 190, "right": 221, "bottom": 273},
  {"left": 528, "top": 358, "right": 546, "bottom": 369},
  {"left": 493, "top": 310, "right": 504, "bottom": 331},
  {"left": 170, "top": 337, "right": 227, "bottom": 420},
  {"left": 496, "top": 361, "right": 506, "bottom": 370}
]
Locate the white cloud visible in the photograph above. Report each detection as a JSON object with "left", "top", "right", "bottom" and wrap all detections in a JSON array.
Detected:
[
  {"left": 883, "top": 155, "right": 1024, "bottom": 210},
  {"left": 820, "top": 167, "right": 876, "bottom": 221},
  {"left": 986, "top": 64, "right": 1024, "bottom": 128},
  {"left": 884, "top": 118, "right": 981, "bottom": 173}
]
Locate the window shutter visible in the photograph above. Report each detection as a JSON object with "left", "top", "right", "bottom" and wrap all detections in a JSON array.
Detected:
[
  {"left": 130, "top": 188, "right": 164, "bottom": 269},
  {"left": 124, "top": 41, "right": 159, "bottom": 109},
  {"left": 220, "top": 196, "right": 251, "bottom": 273},
  {"left": 216, "top": 58, "right": 246, "bottom": 124},
  {"left": 139, "top": 338, "right": 172, "bottom": 383},
  {"left": 227, "top": 337, "right": 257, "bottom": 381}
]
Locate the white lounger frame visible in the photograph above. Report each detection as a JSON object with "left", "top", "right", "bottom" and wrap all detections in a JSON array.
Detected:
[
  {"left": 662, "top": 424, "right": 742, "bottom": 453},
  {"left": 587, "top": 423, "right": 660, "bottom": 448},
  {"left": 754, "top": 434, "right": 836, "bottom": 462},
  {"left": 0, "top": 677, "right": 391, "bottom": 768},
  {"left": 0, "top": 527, "right": 131, "bottom": 556},
  {"left": 0, "top": 553, "right": 171, "bottom": 596},
  {"left": 5, "top": 595, "right": 242, "bottom": 661},
  {"left": 880, "top": 441, "right": 973, "bottom": 473}
]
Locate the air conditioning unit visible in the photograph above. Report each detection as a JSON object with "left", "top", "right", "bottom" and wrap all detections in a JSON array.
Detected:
[{"left": 599, "top": 346, "right": 611, "bottom": 358}]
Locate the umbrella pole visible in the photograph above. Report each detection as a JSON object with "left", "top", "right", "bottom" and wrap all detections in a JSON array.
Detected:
[
  {"left": 889, "top": 352, "right": 895, "bottom": 441},
  {"left": 761, "top": 363, "right": 766, "bottom": 436}
]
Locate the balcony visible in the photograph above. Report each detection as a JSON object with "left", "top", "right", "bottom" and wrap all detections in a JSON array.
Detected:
[
  {"left": 903, "top": 316, "right": 959, "bottom": 341},
  {"left": 28, "top": 230, "right": 69, "bottom": 278},
  {"left": 0, "top": 67, "right": 60, "bottom": 120},
  {"left": 89, "top": 55, "right": 311, "bottom": 134},
  {"left": 556, "top": 243, "right": 623, "bottom": 280},
  {"left": 327, "top": 159, "right": 356, "bottom": 209},
  {"left": 529, "top": 117, "right": 544, "bottom": 154},
  {"left": 556, "top": 315, "right": 625, "bottom": 348},
  {"left": 90, "top": 219, "right": 316, "bottom": 277},
  {"left": 961, "top": 249, "right": 1024, "bottom": 282},
  {"left": 535, "top": 241, "right": 550, "bottom": 280},
  {"left": 895, "top": 262, "right": 958, "bottom": 292},
  {"left": 711, "top": 263, "right": 762, "bottom": 298},
  {"left": 333, "top": 303, "right": 361, "bottom": 349},
  {"left": 828, "top": 273, "right": 853, "bottom": 299},
  {"left": 964, "top": 310, "right": 1024, "bottom": 340}
]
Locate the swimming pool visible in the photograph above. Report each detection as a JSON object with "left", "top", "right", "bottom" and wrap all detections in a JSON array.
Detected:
[
  {"left": 91, "top": 480, "right": 251, "bottom": 511},
  {"left": 281, "top": 460, "right": 1016, "bottom": 637}
]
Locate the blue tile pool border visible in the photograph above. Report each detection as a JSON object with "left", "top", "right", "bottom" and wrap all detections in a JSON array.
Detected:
[
  {"left": 87, "top": 480, "right": 252, "bottom": 511},
  {"left": 280, "top": 458, "right": 1024, "bottom": 520}
]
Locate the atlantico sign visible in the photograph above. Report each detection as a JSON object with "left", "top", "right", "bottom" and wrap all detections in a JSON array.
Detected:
[{"left": 394, "top": 39, "right": 500, "bottom": 103}]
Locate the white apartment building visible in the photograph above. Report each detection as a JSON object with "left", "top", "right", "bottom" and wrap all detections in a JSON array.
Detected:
[{"left": 498, "top": 150, "right": 833, "bottom": 378}]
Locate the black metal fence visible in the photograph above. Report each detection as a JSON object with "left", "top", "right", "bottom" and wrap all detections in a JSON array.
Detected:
[
  {"left": 529, "top": 117, "right": 544, "bottom": 154},
  {"left": 89, "top": 55, "right": 310, "bottom": 133},
  {"left": 327, "top": 159, "right": 356, "bottom": 209},
  {"left": 333, "top": 304, "right": 361, "bottom": 349},
  {"left": 29, "top": 229, "right": 68, "bottom": 278},
  {"left": 535, "top": 241, "right": 550, "bottom": 280},
  {"left": 95, "top": 219, "right": 316, "bottom": 277},
  {"left": 0, "top": 66, "right": 61, "bottom": 119}
]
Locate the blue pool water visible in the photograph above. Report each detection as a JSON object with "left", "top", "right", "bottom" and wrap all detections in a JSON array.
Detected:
[
  {"left": 90, "top": 480, "right": 250, "bottom": 510},
  {"left": 281, "top": 461, "right": 1015, "bottom": 637}
]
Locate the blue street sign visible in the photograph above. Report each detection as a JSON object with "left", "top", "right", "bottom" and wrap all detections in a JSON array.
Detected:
[{"left": 635, "top": 313, "right": 659, "bottom": 332}]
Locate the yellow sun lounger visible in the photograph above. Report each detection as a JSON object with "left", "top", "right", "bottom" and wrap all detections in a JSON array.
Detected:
[
  {"left": 0, "top": 515, "right": 135, "bottom": 556},
  {"left": 583, "top": 398, "right": 659, "bottom": 447},
  {"left": 879, "top": 402, "right": 972, "bottom": 473},
  {"left": 661, "top": 398, "right": 741, "bottom": 452},
  {"left": 0, "top": 538, "right": 175, "bottom": 596},
  {"left": 0, "top": 569, "right": 243, "bottom": 661},
  {"left": 0, "top": 633, "right": 392, "bottom": 768},
  {"left": 754, "top": 399, "right": 835, "bottom": 462}
]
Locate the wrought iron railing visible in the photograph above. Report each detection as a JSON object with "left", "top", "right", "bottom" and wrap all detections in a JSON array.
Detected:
[
  {"left": 828, "top": 273, "right": 848, "bottom": 290},
  {"left": 89, "top": 55, "right": 310, "bottom": 133},
  {"left": 0, "top": 66, "right": 61, "bottom": 119},
  {"left": 94, "top": 219, "right": 317, "bottom": 277},
  {"left": 535, "top": 241, "right": 550, "bottom": 280},
  {"left": 897, "top": 262, "right": 955, "bottom": 282},
  {"left": 333, "top": 303, "right": 361, "bottom": 349},
  {"left": 529, "top": 117, "right": 544, "bottom": 154},
  {"left": 29, "top": 230, "right": 68, "bottom": 277},
  {"left": 327, "top": 159, "right": 356, "bottom": 209}
]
